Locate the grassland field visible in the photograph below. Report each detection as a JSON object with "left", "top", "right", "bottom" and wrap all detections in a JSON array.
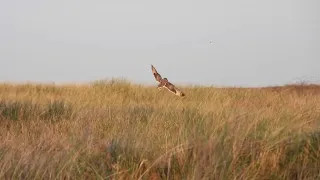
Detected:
[{"left": 0, "top": 79, "right": 319, "bottom": 180}]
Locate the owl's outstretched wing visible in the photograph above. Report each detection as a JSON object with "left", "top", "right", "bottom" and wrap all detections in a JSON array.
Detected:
[
  {"left": 151, "top": 65, "right": 163, "bottom": 82},
  {"left": 164, "top": 81, "right": 185, "bottom": 97}
]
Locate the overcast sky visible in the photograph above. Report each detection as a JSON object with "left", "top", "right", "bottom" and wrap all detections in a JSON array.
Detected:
[{"left": 1, "top": 0, "right": 319, "bottom": 87}]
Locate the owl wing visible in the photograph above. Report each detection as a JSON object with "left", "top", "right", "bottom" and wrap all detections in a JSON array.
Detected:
[
  {"left": 151, "top": 65, "right": 163, "bottom": 83},
  {"left": 164, "top": 81, "right": 185, "bottom": 97}
]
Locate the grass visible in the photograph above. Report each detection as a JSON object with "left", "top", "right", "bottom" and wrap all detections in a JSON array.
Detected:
[{"left": 0, "top": 79, "right": 319, "bottom": 179}]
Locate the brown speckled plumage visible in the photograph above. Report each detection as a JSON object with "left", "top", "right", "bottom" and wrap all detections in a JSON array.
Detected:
[{"left": 151, "top": 65, "right": 185, "bottom": 97}]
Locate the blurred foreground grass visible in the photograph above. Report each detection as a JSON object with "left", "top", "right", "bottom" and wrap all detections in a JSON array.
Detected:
[{"left": 0, "top": 80, "right": 319, "bottom": 180}]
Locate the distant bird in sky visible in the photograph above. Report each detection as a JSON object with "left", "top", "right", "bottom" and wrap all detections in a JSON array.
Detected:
[{"left": 151, "top": 65, "right": 185, "bottom": 97}]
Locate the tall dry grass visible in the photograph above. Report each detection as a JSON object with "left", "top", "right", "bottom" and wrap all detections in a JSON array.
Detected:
[{"left": 0, "top": 79, "right": 319, "bottom": 180}]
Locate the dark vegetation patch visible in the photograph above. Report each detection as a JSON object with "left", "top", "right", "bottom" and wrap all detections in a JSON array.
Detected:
[{"left": 0, "top": 100, "right": 73, "bottom": 122}]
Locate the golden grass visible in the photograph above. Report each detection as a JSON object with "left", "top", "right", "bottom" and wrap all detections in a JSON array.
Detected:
[{"left": 0, "top": 79, "right": 319, "bottom": 180}]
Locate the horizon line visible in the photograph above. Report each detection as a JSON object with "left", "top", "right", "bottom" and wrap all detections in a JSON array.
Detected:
[{"left": 0, "top": 78, "right": 319, "bottom": 88}]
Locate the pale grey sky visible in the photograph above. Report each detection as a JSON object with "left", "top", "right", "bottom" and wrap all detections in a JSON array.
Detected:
[{"left": 1, "top": 0, "right": 319, "bottom": 87}]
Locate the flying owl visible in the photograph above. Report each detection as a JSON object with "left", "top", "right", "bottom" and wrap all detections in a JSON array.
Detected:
[{"left": 151, "top": 65, "right": 185, "bottom": 97}]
